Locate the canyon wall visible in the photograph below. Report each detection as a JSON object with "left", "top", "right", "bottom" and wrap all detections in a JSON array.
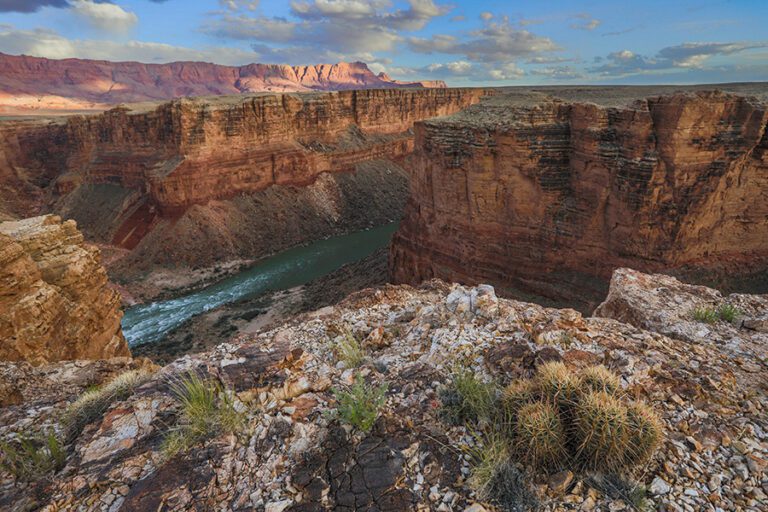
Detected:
[
  {"left": 0, "top": 52, "right": 445, "bottom": 113},
  {"left": 0, "top": 215, "right": 128, "bottom": 364},
  {"left": 0, "top": 88, "right": 482, "bottom": 297},
  {"left": 391, "top": 91, "right": 768, "bottom": 311}
]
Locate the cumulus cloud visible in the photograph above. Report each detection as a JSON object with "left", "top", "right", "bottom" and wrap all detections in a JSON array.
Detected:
[
  {"left": 0, "top": 26, "right": 260, "bottom": 65},
  {"left": 203, "top": 0, "right": 451, "bottom": 64},
  {"left": 408, "top": 18, "right": 559, "bottom": 62},
  {"left": 70, "top": 0, "right": 138, "bottom": 33},
  {"left": 591, "top": 41, "right": 768, "bottom": 76}
]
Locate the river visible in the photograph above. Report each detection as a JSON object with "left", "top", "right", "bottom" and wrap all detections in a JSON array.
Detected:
[{"left": 121, "top": 222, "right": 399, "bottom": 347}]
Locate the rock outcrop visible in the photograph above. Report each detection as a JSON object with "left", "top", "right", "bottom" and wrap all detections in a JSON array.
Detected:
[
  {"left": 0, "top": 215, "right": 128, "bottom": 364},
  {"left": 0, "top": 52, "right": 445, "bottom": 114},
  {"left": 1, "top": 270, "right": 766, "bottom": 510},
  {"left": 391, "top": 90, "right": 768, "bottom": 311}
]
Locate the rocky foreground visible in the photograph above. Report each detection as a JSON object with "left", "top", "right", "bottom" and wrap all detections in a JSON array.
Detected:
[{"left": 1, "top": 268, "right": 766, "bottom": 511}]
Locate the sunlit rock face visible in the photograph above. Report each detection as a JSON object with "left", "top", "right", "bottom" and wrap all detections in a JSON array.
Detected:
[
  {"left": 0, "top": 53, "right": 447, "bottom": 113},
  {"left": 391, "top": 91, "right": 768, "bottom": 311},
  {"left": 0, "top": 215, "right": 128, "bottom": 365}
]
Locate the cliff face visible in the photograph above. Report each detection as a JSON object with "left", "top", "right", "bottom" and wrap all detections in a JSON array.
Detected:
[
  {"left": 0, "top": 52, "right": 446, "bottom": 113},
  {"left": 0, "top": 88, "right": 482, "bottom": 296},
  {"left": 0, "top": 215, "right": 128, "bottom": 364},
  {"left": 391, "top": 91, "right": 768, "bottom": 310}
]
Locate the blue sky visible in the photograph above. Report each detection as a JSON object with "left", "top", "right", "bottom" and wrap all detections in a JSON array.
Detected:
[{"left": 0, "top": 0, "right": 766, "bottom": 85}]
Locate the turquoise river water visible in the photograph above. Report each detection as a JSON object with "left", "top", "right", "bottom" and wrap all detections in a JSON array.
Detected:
[{"left": 122, "top": 222, "right": 398, "bottom": 347}]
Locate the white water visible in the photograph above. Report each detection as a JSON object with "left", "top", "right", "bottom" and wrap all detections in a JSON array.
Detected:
[{"left": 122, "top": 223, "right": 398, "bottom": 347}]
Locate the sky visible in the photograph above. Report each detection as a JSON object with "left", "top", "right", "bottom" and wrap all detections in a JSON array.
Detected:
[{"left": 0, "top": 0, "right": 766, "bottom": 86}]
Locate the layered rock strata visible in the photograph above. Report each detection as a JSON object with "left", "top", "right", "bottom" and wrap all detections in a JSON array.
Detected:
[
  {"left": 0, "top": 215, "right": 128, "bottom": 364},
  {"left": 391, "top": 91, "right": 768, "bottom": 311},
  {"left": 1, "top": 270, "right": 765, "bottom": 510},
  {"left": 0, "top": 53, "right": 446, "bottom": 114},
  {"left": 0, "top": 88, "right": 482, "bottom": 293}
]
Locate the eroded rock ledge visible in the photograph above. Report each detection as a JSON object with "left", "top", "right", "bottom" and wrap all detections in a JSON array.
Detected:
[
  {"left": 391, "top": 90, "right": 768, "bottom": 311},
  {"left": 0, "top": 215, "right": 128, "bottom": 364},
  {"left": 1, "top": 269, "right": 765, "bottom": 510}
]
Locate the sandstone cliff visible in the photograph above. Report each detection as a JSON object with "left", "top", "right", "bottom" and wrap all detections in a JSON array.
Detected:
[
  {"left": 0, "top": 52, "right": 445, "bottom": 114},
  {"left": 0, "top": 88, "right": 482, "bottom": 298},
  {"left": 1, "top": 270, "right": 765, "bottom": 510},
  {"left": 391, "top": 90, "right": 768, "bottom": 311},
  {"left": 0, "top": 215, "right": 128, "bottom": 364}
]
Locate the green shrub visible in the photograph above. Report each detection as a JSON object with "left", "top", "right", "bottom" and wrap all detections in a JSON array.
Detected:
[
  {"left": 692, "top": 307, "right": 718, "bottom": 324},
  {"left": 333, "top": 329, "right": 366, "bottom": 368},
  {"left": 63, "top": 369, "right": 153, "bottom": 443},
  {"left": 161, "top": 372, "right": 244, "bottom": 459},
  {"left": 0, "top": 430, "right": 65, "bottom": 482},
  {"left": 440, "top": 367, "right": 498, "bottom": 426},
  {"left": 333, "top": 374, "right": 387, "bottom": 432},
  {"left": 716, "top": 304, "right": 741, "bottom": 323}
]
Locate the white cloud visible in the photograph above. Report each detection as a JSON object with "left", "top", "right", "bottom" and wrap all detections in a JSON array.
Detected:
[
  {"left": 70, "top": 0, "right": 138, "bottom": 33},
  {"left": 570, "top": 13, "right": 601, "bottom": 31},
  {"left": 409, "top": 18, "right": 559, "bottom": 62},
  {"left": 591, "top": 41, "right": 768, "bottom": 76},
  {"left": 0, "top": 27, "right": 260, "bottom": 65}
]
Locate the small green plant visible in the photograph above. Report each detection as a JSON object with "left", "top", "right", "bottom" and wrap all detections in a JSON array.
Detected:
[
  {"left": 332, "top": 374, "right": 387, "bottom": 432},
  {"left": 440, "top": 366, "right": 498, "bottom": 426},
  {"left": 692, "top": 304, "right": 742, "bottom": 325},
  {"left": 0, "top": 430, "right": 66, "bottom": 482},
  {"left": 63, "top": 369, "right": 153, "bottom": 443},
  {"left": 467, "top": 432, "right": 510, "bottom": 501},
  {"left": 692, "top": 306, "right": 719, "bottom": 324},
  {"left": 586, "top": 473, "right": 651, "bottom": 511},
  {"left": 716, "top": 304, "right": 741, "bottom": 323},
  {"left": 333, "top": 329, "right": 366, "bottom": 368},
  {"left": 467, "top": 433, "right": 539, "bottom": 511},
  {"left": 161, "top": 372, "right": 244, "bottom": 459}
]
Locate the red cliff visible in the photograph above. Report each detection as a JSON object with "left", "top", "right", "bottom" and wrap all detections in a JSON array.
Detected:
[
  {"left": 390, "top": 91, "right": 768, "bottom": 311},
  {"left": 0, "top": 52, "right": 446, "bottom": 114}
]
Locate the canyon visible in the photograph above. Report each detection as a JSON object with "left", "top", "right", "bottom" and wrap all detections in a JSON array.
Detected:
[
  {"left": 391, "top": 86, "right": 768, "bottom": 311},
  {"left": 0, "top": 214, "right": 128, "bottom": 364},
  {"left": 0, "top": 87, "right": 482, "bottom": 300},
  {"left": 0, "top": 52, "right": 445, "bottom": 114}
]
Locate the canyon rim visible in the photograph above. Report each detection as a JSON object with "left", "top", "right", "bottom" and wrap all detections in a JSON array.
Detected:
[{"left": 1, "top": 1, "right": 768, "bottom": 511}]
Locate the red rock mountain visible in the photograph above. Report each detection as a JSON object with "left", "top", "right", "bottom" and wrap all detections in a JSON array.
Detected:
[{"left": 0, "top": 52, "right": 446, "bottom": 113}]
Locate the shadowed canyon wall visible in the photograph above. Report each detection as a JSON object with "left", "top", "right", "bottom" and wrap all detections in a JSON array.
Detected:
[
  {"left": 1, "top": 88, "right": 483, "bottom": 296},
  {"left": 0, "top": 215, "right": 128, "bottom": 364},
  {"left": 391, "top": 91, "right": 768, "bottom": 311}
]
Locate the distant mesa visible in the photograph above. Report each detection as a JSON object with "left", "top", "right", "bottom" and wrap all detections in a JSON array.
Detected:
[{"left": 0, "top": 52, "right": 446, "bottom": 114}]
